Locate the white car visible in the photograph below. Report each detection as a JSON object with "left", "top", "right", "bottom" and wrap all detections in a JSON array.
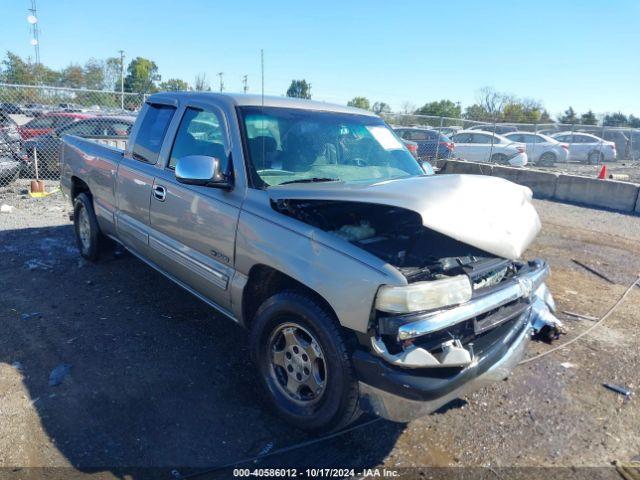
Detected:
[
  {"left": 450, "top": 130, "right": 528, "bottom": 166},
  {"left": 503, "top": 132, "right": 569, "bottom": 166},
  {"left": 551, "top": 132, "right": 617, "bottom": 164}
]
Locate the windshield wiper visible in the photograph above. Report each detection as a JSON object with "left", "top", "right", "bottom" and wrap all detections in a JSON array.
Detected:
[{"left": 279, "top": 177, "right": 340, "bottom": 185}]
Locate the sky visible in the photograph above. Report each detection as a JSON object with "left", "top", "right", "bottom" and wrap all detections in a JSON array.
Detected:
[{"left": 1, "top": 0, "right": 639, "bottom": 116}]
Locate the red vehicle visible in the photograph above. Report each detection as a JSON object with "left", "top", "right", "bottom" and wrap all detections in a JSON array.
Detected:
[{"left": 17, "top": 112, "right": 93, "bottom": 140}]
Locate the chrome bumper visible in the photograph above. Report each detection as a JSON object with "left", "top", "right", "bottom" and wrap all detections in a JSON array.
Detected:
[
  {"left": 396, "top": 259, "right": 549, "bottom": 341},
  {"left": 359, "top": 310, "right": 533, "bottom": 422}
]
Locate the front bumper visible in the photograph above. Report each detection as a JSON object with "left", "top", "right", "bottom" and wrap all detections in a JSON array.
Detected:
[
  {"left": 356, "top": 309, "right": 532, "bottom": 422},
  {"left": 354, "top": 259, "right": 560, "bottom": 422}
]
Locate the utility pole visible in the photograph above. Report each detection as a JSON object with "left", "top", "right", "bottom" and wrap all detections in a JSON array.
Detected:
[
  {"left": 217, "top": 72, "right": 224, "bottom": 92},
  {"left": 242, "top": 75, "right": 248, "bottom": 94},
  {"left": 27, "top": 0, "right": 41, "bottom": 67},
  {"left": 119, "top": 50, "right": 125, "bottom": 110}
]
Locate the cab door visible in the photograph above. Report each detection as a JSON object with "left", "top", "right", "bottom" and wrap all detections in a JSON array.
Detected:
[
  {"left": 147, "top": 103, "right": 240, "bottom": 311},
  {"left": 115, "top": 103, "right": 176, "bottom": 256}
]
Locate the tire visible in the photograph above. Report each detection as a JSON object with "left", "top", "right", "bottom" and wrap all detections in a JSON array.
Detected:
[
  {"left": 587, "top": 151, "right": 604, "bottom": 165},
  {"left": 249, "top": 290, "right": 360, "bottom": 432},
  {"left": 73, "top": 193, "right": 103, "bottom": 262},
  {"left": 538, "top": 152, "right": 556, "bottom": 167},
  {"left": 491, "top": 153, "right": 508, "bottom": 164}
]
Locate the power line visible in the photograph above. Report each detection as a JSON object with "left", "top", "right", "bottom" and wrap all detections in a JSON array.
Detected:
[
  {"left": 217, "top": 72, "right": 224, "bottom": 92},
  {"left": 118, "top": 50, "right": 125, "bottom": 110}
]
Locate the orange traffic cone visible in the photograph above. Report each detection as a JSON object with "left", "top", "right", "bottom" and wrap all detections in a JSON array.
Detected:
[{"left": 597, "top": 165, "right": 607, "bottom": 179}]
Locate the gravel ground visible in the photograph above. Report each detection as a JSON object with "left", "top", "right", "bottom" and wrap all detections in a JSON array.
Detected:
[{"left": 0, "top": 181, "right": 639, "bottom": 479}]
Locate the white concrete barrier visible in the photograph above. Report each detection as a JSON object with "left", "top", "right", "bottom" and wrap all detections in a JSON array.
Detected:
[
  {"left": 490, "top": 165, "right": 559, "bottom": 199},
  {"left": 438, "top": 159, "right": 640, "bottom": 213},
  {"left": 554, "top": 175, "right": 640, "bottom": 212}
]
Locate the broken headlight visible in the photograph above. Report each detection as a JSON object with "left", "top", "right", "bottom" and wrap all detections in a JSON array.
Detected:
[{"left": 375, "top": 275, "right": 473, "bottom": 314}]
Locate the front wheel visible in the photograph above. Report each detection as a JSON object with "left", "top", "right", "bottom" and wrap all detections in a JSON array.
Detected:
[{"left": 249, "top": 291, "right": 360, "bottom": 432}]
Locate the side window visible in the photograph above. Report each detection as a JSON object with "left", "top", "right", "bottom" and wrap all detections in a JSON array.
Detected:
[
  {"left": 62, "top": 121, "right": 99, "bottom": 136},
  {"left": 28, "top": 116, "right": 56, "bottom": 129},
  {"left": 132, "top": 104, "right": 176, "bottom": 164},
  {"left": 452, "top": 133, "right": 471, "bottom": 143},
  {"left": 471, "top": 134, "right": 491, "bottom": 144},
  {"left": 168, "top": 107, "right": 227, "bottom": 170}
]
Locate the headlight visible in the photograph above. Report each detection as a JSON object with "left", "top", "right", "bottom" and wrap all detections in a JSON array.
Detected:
[{"left": 375, "top": 275, "right": 472, "bottom": 314}]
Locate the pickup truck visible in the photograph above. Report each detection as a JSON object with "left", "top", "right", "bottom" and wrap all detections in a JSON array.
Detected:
[{"left": 60, "top": 92, "right": 562, "bottom": 432}]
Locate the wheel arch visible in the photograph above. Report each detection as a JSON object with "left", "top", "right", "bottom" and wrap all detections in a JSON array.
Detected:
[{"left": 242, "top": 264, "right": 339, "bottom": 330}]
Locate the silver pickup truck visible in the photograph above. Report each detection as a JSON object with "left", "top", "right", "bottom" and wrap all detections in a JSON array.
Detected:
[{"left": 60, "top": 92, "right": 561, "bottom": 432}]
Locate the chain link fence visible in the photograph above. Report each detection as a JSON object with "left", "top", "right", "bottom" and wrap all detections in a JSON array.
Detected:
[
  {"left": 0, "top": 83, "right": 144, "bottom": 188},
  {"left": 383, "top": 113, "right": 640, "bottom": 181},
  {"left": 2, "top": 83, "right": 640, "bottom": 189}
]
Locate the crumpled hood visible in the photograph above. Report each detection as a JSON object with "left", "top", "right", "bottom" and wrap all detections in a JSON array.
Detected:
[{"left": 268, "top": 174, "right": 541, "bottom": 260}]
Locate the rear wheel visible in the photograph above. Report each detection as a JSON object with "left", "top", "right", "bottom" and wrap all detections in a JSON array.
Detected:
[
  {"left": 491, "top": 153, "right": 508, "bottom": 164},
  {"left": 587, "top": 151, "right": 604, "bottom": 165},
  {"left": 249, "top": 291, "right": 360, "bottom": 432},
  {"left": 73, "top": 193, "right": 103, "bottom": 262},
  {"left": 538, "top": 152, "right": 556, "bottom": 166}
]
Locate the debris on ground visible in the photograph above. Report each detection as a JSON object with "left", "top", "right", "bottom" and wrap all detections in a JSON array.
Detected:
[
  {"left": 562, "top": 311, "right": 598, "bottom": 321},
  {"left": 560, "top": 362, "right": 576, "bottom": 369},
  {"left": 603, "top": 383, "right": 632, "bottom": 398},
  {"left": 48, "top": 364, "right": 72, "bottom": 387},
  {"left": 571, "top": 258, "right": 614, "bottom": 284},
  {"left": 1, "top": 204, "right": 14, "bottom": 213},
  {"left": 21, "top": 312, "right": 42, "bottom": 320},
  {"left": 24, "top": 259, "right": 53, "bottom": 271}
]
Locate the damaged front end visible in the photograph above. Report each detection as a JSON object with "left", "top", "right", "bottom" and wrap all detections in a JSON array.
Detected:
[{"left": 269, "top": 175, "right": 563, "bottom": 421}]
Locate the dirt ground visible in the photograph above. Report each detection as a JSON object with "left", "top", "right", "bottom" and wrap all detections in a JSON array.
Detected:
[{"left": 0, "top": 180, "right": 639, "bottom": 479}]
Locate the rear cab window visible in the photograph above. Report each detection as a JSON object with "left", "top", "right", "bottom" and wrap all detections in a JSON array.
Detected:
[{"left": 132, "top": 104, "right": 176, "bottom": 164}]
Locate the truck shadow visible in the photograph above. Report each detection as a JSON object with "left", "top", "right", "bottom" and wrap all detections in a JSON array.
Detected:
[{"left": 0, "top": 224, "right": 419, "bottom": 479}]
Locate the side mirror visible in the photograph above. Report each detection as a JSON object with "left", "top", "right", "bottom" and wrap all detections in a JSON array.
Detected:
[
  {"left": 175, "top": 155, "right": 231, "bottom": 189},
  {"left": 420, "top": 160, "right": 435, "bottom": 176}
]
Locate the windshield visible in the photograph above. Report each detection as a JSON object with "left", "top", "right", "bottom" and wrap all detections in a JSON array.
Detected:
[{"left": 240, "top": 106, "right": 423, "bottom": 187}]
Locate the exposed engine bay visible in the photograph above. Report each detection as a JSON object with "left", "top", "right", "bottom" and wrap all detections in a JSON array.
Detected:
[{"left": 273, "top": 199, "right": 515, "bottom": 287}]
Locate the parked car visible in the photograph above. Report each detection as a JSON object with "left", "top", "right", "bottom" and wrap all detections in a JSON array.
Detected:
[
  {"left": 22, "top": 116, "right": 135, "bottom": 177},
  {"left": 450, "top": 130, "right": 528, "bottom": 166},
  {"left": 437, "top": 126, "right": 463, "bottom": 137},
  {"left": 503, "top": 132, "right": 569, "bottom": 166},
  {"left": 401, "top": 138, "right": 419, "bottom": 159},
  {"left": 18, "top": 112, "right": 93, "bottom": 140},
  {"left": 468, "top": 124, "right": 518, "bottom": 135},
  {"left": 393, "top": 127, "right": 455, "bottom": 160},
  {"left": 21, "top": 103, "right": 50, "bottom": 117},
  {"left": 550, "top": 132, "right": 616, "bottom": 164},
  {"left": 59, "top": 92, "right": 560, "bottom": 432},
  {"left": 0, "top": 102, "right": 24, "bottom": 115}
]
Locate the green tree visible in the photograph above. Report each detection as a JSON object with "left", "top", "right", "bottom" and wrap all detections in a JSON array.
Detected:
[
  {"left": 286, "top": 79, "right": 311, "bottom": 99},
  {"left": 580, "top": 110, "right": 597, "bottom": 125},
  {"left": 415, "top": 99, "right": 461, "bottom": 118},
  {"left": 629, "top": 115, "right": 640, "bottom": 128},
  {"left": 0, "top": 51, "right": 35, "bottom": 84},
  {"left": 83, "top": 59, "right": 105, "bottom": 90},
  {"left": 159, "top": 78, "right": 189, "bottom": 91},
  {"left": 103, "top": 57, "right": 122, "bottom": 91},
  {"left": 372, "top": 101, "right": 391, "bottom": 115},
  {"left": 603, "top": 112, "right": 628, "bottom": 127},
  {"left": 123, "top": 57, "right": 160, "bottom": 93},
  {"left": 60, "top": 64, "right": 85, "bottom": 88},
  {"left": 464, "top": 104, "right": 490, "bottom": 121},
  {"left": 559, "top": 107, "right": 578, "bottom": 125},
  {"left": 347, "top": 96, "right": 370, "bottom": 110},
  {"left": 194, "top": 73, "right": 210, "bottom": 91}
]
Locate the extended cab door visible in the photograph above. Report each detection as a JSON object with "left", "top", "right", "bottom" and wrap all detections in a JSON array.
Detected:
[
  {"left": 115, "top": 103, "right": 176, "bottom": 256},
  {"left": 147, "top": 102, "right": 241, "bottom": 312}
]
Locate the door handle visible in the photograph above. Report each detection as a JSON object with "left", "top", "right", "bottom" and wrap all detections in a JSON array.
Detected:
[{"left": 153, "top": 185, "right": 166, "bottom": 202}]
